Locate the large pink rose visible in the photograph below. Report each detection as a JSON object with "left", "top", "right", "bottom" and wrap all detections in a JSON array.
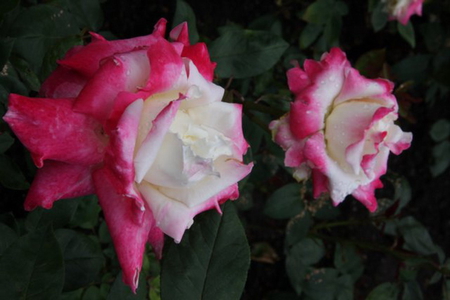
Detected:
[
  {"left": 270, "top": 48, "right": 412, "bottom": 212},
  {"left": 4, "top": 19, "right": 252, "bottom": 291},
  {"left": 382, "top": 0, "right": 424, "bottom": 25}
]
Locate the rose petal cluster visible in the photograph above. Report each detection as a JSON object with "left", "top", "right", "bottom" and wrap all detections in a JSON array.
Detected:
[
  {"left": 4, "top": 19, "right": 252, "bottom": 291},
  {"left": 382, "top": 0, "right": 424, "bottom": 25},
  {"left": 270, "top": 48, "right": 412, "bottom": 212}
]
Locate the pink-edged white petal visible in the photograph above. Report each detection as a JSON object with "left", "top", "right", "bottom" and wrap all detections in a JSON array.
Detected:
[
  {"left": 269, "top": 114, "right": 306, "bottom": 168},
  {"left": 385, "top": 124, "right": 413, "bottom": 154},
  {"left": 351, "top": 179, "right": 384, "bottom": 212},
  {"left": 73, "top": 50, "right": 150, "bottom": 122},
  {"left": 134, "top": 100, "right": 181, "bottom": 183},
  {"left": 325, "top": 101, "right": 388, "bottom": 172},
  {"left": 93, "top": 167, "right": 157, "bottom": 293},
  {"left": 139, "top": 181, "right": 241, "bottom": 243},
  {"left": 58, "top": 33, "right": 158, "bottom": 77},
  {"left": 150, "top": 158, "right": 253, "bottom": 208},
  {"left": 4, "top": 94, "right": 107, "bottom": 167},
  {"left": 181, "top": 43, "right": 216, "bottom": 82},
  {"left": 179, "top": 59, "right": 224, "bottom": 109},
  {"left": 334, "top": 68, "right": 396, "bottom": 108},
  {"left": 24, "top": 161, "right": 95, "bottom": 211}
]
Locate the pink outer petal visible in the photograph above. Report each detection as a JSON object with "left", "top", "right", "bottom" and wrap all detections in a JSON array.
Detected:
[
  {"left": 39, "top": 66, "right": 87, "bottom": 99},
  {"left": 73, "top": 51, "right": 150, "bottom": 123},
  {"left": 312, "top": 169, "right": 329, "bottom": 198},
  {"left": 105, "top": 99, "right": 143, "bottom": 198},
  {"left": 24, "top": 161, "right": 95, "bottom": 211},
  {"left": 105, "top": 90, "right": 151, "bottom": 133},
  {"left": 287, "top": 64, "right": 310, "bottom": 95},
  {"left": 143, "top": 38, "right": 184, "bottom": 95},
  {"left": 152, "top": 18, "right": 167, "bottom": 37},
  {"left": 93, "top": 167, "right": 159, "bottom": 293},
  {"left": 351, "top": 179, "right": 383, "bottom": 212},
  {"left": 170, "top": 22, "right": 190, "bottom": 46},
  {"left": 181, "top": 43, "right": 216, "bottom": 82},
  {"left": 269, "top": 114, "right": 305, "bottom": 168},
  {"left": 134, "top": 100, "right": 181, "bottom": 183},
  {"left": 288, "top": 48, "right": 348, "bottom": 140},
  {"left": 58, "top": 33, "right": 158, "bottom": 77},
  {"left": 397, "top": 0, "right": 424, "bottom": 25},
  {"left": 4, "top": 94, "right": 107, "bottom": 167}
]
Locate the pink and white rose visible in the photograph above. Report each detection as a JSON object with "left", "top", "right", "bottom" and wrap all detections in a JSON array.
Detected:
[
  {"left": 382, "top": 0, "right": 424, "bottom": 25},
  {"left": 270, "top": 48, "right": 412, "bottom": 212},
  {"left": 4, "top": 19, "right": 252, "bottom": 291}
]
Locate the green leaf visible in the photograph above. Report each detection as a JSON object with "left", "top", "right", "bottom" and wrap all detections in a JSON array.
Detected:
[
  {"left": 0, "top": 225, "right": 64, "bottom": 299},
  {"left": 0, "top": 0, "right": 19, "bottom": 18},
  {"left": 420, "top": 23, "right": 444, "bottom": 52},
  {"left": 302, "top": 268, "right": 338, "bottom": 300},
  {"left": 210, "top": 28, "right": 288, "bottom": 78},
  {"left": 402, "top": 281, "right": 423, "bottom": 300},
  {"left": 40, "top": 35, "right": 83, "bottom": 80},
  {"left": 0, "top": 153, "right": 29, "bottom": 190},
  {"left": 6, "top": 3, "right": 80, "bottom": 74},
  {"left": 82, "top": 286, "right": 101, "bottom": 300},
  {"left": 249, "top": 14, "right": 283, "bottom": 36},
  {"left": 430, "top": 119, "right": 450, "bottom": 142},
  {"left": 289, "top": 238, "right": 325, "bottom": 266},
  {"left": 55, "top": 229, "right": 105, "bottom": 291},
  {"left": 371, "top": 1, "right": 388, "bottom": 32},
  {"left": 431, "top": 141, "right": 450, "bottom": 177},
  {"left": 161, "top": 202, "right": 250, "bottom": 300},
  {"left": 59, "top": 0, "right": 104, "bottom": 31},
  {"left": 334, "top": 243, "right": 364, "bottom": 281},
  {"left": 392, "top": 177, "right": 410, "bottom": 212},
  {"left": 69, "top": 195, "right": 101, "bottom": 229},
  {"left": 324, "top": 11, "right": 342, "bottom": 45},
  {"left": 0, "top": 38, "right": 15, "bottom": 70},
  {"left": 25, "top": 197, "right": 80, "bottom": 231},
  {"left": 398, "top": 216, "right": 437, "bottom": 255},
  {"left": 107, "top": 271, "right": 147, "bottom": 299},
  {"left": 264, "top": 183, "right": 304, "bottom": 219},
  {"left": 59, "top": 289, "right": 83, "bottom": 300},
  {"left": 392, "top": 54, "right": 430, "bottom": 83},
  {"left": 0, "top": 222, "right": 18, "bottom": 256},
  {"left": 336, "top": 275, "right": 353, "bottom": 300},
  {"left": 0, "top": 132, "right": 14, "bottom": 153},
  {"left": 285, "top": 210, "right": 313, "bottom": 248},
  {"left": 11, "top": 56, "right": 41, "bottom": 91},
  {"left": 299, "top": 23, "right": 323, "bottom": 49},
  {"left": 355, "top": 49, "right": 386, "bottom": 78},
  {"left": 366, "top": 282, "right": 400, "bottom": 300},
  {"left": 302, "top": 0, "right": 333, "bottom": 24},
  {"left": 149, "top": 276, "right": 161, "bottom": 300},
  {"left": 397, "top": 22, "right": 416, "bottom": 48},
  {"left": 173, "top": 0, "right": 199, "bottom": 44}
]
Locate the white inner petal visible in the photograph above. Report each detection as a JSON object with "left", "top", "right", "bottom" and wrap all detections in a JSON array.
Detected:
[{"left": 324, "top": 99, "right": 381, "bottom": 173}]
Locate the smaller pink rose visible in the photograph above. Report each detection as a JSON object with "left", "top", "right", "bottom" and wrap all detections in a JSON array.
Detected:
[
  {"left": 382, "top": 0, "right": 424, "bottom": 25},
  {"left": 270, "top": 48, "right": 412, "bottom": 212}
]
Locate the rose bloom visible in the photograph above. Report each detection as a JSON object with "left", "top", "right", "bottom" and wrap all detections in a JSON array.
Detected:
[
  {"left": 4, "top": 19, "right": 252, "bottom": 290},
  {"left": 270, "top": 48, "right": 412, "bottom": 212},
  {"left": 382, "top": 0, "right": 424, "bottom": 25}
]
